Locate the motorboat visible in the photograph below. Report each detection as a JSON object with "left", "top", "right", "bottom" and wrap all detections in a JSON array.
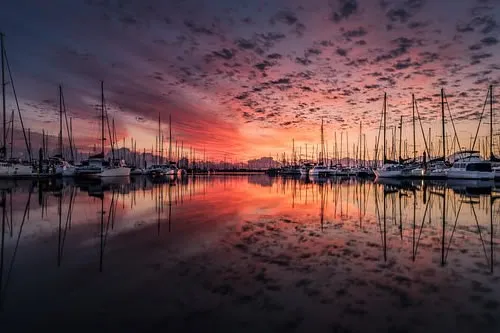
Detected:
[
  {"left": 76, "top": 155, "right": 130, "bottom": 178},
  {"left": 374, "top": 163, "right": 404, "bottom": 178},
  {"left": 447, "top": 151, "right": 493, "bottom": 180},
  {"left": 308, "top": 164, "right": 330, "bottom": 177},
  {"left": 0, "top": 159, "right": 35, "bottom": 178}
]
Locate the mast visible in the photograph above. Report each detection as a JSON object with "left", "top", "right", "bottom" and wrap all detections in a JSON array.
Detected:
[
  {"left": 59, "top": 85, "right": 63, "bottom": 157},
  {"left": 347, "top": 132, "right": 349, "bottom": 167},
  {"left": 441, "top": 88, "right": 446, "bottom": 160},
  {"left": 100, "top": 81, "right": 105, "bottom": 156},
  {"left": 9, "top": 110, "right": 13, "bottom": 158},
  {"left": 1, "top": 33, "right": 5, "bottom": 159},
  {"left": 399, "top": 115, "right": 402, "bottom": 163},
  {"left": 383, "top": 92, "right": 387, "bottom": 163},
  {"left": 169, "top": 113, "right": 172, "bottom": 162},
  {"left": 320, "top": 118, "right": 324, "bottom": 165},
  {"left": 359, "top": 122, "right": 362, "bottom": 166},
  {"left": 490, "top": 85, "right": 494, "bottom": 160},
  {"left": 334, "top": 132, "right": 337, "bottom": 164},
  {"left": 412, "top": 94, "right": 416, "bottom": 160},
  {"left": 158, "top": 113, "right": 161, "bottom": 164}
]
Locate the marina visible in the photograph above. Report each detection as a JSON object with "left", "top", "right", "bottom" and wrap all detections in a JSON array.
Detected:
[{"left": 1, "top": 0, "right": 500, "bottom": 331}]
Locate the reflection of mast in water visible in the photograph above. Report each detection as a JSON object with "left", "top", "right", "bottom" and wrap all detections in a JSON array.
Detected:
[
  {"left": 443, "top": 193, "right": 463, "bottom": 266},
  {"left": 413, "top": 187, "right": 432, "bottom": 261},
  {"left": 441, "top": 188, "right": 446, "bottom": 266},
  {"left": 374, "top": 184, "right": 387, "bottom": 262},
  {"left": 98, "top": 189, "right": 118, "bottom": 272},
  {"left": 57, "top": 187, "right": 76, "bottom": 267},
  {"left": 319, "top": 183, "right": 326, "bottom": 231},
  {"left": 490, "top": 194, "right": 497, "bottom": 273},
  {"left": 383, "top": 186, "right": 387, "bottom": 261},
  {"left": 0, "top": 185, "right": 34, "bottom": 310},
  {"left": 0, "top": 190, "right": 6, "bottom": 310},
  {"left": 155, "top": 183, "right": 174, "bottom": 234},
  {"left": 470, "top": 195, "right": 491, "bottom": 271}
]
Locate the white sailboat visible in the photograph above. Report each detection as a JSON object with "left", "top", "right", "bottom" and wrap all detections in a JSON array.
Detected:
[
  {"left": 75, "top": 81, "right": 130, "bottom": 178},
  {"left": 308, "top": 118, "right": 330, "bottom": 177},
  {"left": 374, "top": 93, "right": 403, "bottom": 179}
]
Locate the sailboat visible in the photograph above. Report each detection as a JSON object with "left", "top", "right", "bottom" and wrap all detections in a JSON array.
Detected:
[
  {"left": 75, "top": 81, "right": 130, "bottom": 178},
  {"left": 374, "top": 93, "right": 404, "bottom": 178},
  {"left": 146, "top": 113, "right": 178, "bottom": 177},
  {"left": 309, "top": 119, "right": 330, "bottom": 177},
  {"left": 53, "top": 85, "right": 76, "bottom": 177},
  {"left": 425, "top": 88, "right": 450, "bottom": 178},
  {"left": 0, "top": 33, "right": 35, "bottom": 178}
]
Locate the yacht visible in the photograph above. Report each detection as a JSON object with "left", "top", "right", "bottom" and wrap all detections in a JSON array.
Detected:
[
  {"left": 299, "top": 162, "right": 313, "bottom": 176},
  {"left": 76, "top": 155, "right": 130, "bottom": 178},
  {"left": 308, "top": 164, "right": 330, "bottom": 177},
  {"left": 374, "top": 163, "right": 404, "bottom": 178},
  {"left": 51, "top": 156, "right": 76, "bottom": 177},
  {"left": 147, "top": 162, "right": 177, "bottom": 177},
  {"left": 0, "top": 159, "right": 35, "bottom": 178},
  {"left": 130, "top": 167, "right": 145, "bottom": 176},
  {"left": 447, "top": 151, "right": 493, "bottom": 180},
  {"left": 425, "top": 160, "right": 449, "bottom": 179}
]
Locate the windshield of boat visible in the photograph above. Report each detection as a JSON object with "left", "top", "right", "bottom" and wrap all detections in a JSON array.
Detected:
[{"left": 466, "top": 163, "right": 492, "bottom": 172}]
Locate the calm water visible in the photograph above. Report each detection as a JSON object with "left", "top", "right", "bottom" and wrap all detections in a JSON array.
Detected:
[{"left": 0, "top": 175, "right": 499, "bottom": 332}]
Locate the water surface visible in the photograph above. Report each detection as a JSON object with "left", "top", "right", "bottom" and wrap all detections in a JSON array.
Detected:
[{"left": 0, "top": 175, "right": 499, "bottom": 332}]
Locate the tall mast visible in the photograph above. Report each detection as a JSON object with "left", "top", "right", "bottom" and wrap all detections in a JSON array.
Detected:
[
  {"left": 101, "top": 81, "right": 105, "bottom": 156},
  {"left": 383, "top": 92, "right": 387, "bottom": 163},
  {"left": 399, "top": 115, "right": 402, "bottom": 163},
  {"left": 169, "top": 113, "right": 172, "bottom": 162},
  {"left": 412, "top": 94, "right": 416, "bottom": 160},
  {"left": 1, "top": 33, "right": 5, "bottom": 159},
  {"left": 347, "top": 132, "right": 349, "bottom": 166},
  {"left": 490, "top": 85, "right": 493, "bottom": 160},
  {"left": 359, "top": 121, "right": 362, "bottom": 165},
  {"left": 59, "top": 85, "right": 63, "bottom": 157},
  {"left": 320, "top": 118, "right": 324, "bottom": 165},
  {"left": 441, "top": 88, "right": 446, "bottom": 160},
  {"left": 334, "top": 132, "right": 337, "bottom": 164}
]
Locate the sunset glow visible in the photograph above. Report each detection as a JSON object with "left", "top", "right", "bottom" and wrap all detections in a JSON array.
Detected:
[{"left": 1, "top": 0, "right": 499, "bottom": 161}]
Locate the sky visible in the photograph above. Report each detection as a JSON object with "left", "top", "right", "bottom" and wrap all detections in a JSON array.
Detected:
[{"left": 1, "top": 0, "right": 500, "bottom": 161}]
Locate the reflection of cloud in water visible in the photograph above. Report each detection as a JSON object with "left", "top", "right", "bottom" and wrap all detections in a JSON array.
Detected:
[{"left": 1, "top": 176, "right": 499, "bottom": 331}]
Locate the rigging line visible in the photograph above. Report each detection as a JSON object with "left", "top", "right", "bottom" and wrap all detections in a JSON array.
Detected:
[
  {"left": 61, "top": 90, "right": 74, "bottom": 161},
  {"left": 375, "top": 100, "right": 384, "bottom": 163},
  {"left": 470, "top": 88, "right": 490, "bottom": 153},
  {"left": 414, "top": 99, "right": 430, "bottom": 157},
  {"left": 3, "top": 48, "right": 30, "bottom": 161},
  {"left": 444, "top": 199, "right": 463, "bottom": 262},
  {"left": 470, "top": 202, "right": 489, "bottom": 265},
  {"left": 414, "top": 194, "right": 431, "bottom": 259},
  {"left": 1, "top": 185, "right": 33, "bottom": 305},
  {"left": 444, "top": 92, "right": 462, "bottom": 152}
]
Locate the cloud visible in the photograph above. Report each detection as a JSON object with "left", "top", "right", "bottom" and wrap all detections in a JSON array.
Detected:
[
  {"left": 330, "top": 0, "right": 359, "bottom": 22},
  {"left": 343, "top": 27, "right": 367, "bottom": 39}
]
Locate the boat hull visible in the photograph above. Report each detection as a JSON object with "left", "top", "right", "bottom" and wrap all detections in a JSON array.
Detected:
[
  {"left": 0, "top": 164, "right": 35, "bottom": 178},
  {"left": 99, "top": 167, "right": 131, "bottom": 177},
  {"left": 447, "top": 170, "right": 494, "bottom": 180},
  {"left": 374, "top": 170, "right": 402, "bottom": 178}
]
